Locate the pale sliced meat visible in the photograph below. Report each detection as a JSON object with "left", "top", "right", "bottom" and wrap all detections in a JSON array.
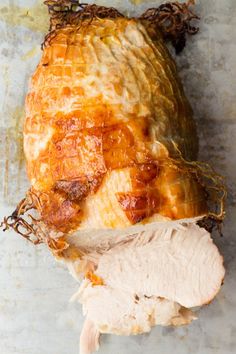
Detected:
[
  {"left": 65, "top": 217, "right": 202, "bottom": 272},
  {"left": 75, "top": 283, "right": 196, "bottom": 337},
  {"left": 72, "top": 223, "right": 224, "bottom": 338},
  {"left": 80, "top": 318, "right": 100, "bottom": 354},
  {"left": 94, "top": 224, "right": 225, "bottom": 308}
]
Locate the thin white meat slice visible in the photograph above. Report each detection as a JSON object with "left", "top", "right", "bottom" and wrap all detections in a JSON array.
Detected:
[
  {"left": 94, "top": 224, "right": 225, "bottom": 308},
  {"left": 75, "top": 282, "right": 196, "bottom": 337},
  {"left": 80, "top": 318, "right": 100, "bottom": 354},
  {"left": 72, "top": 223, "right": 224, "bottom": 338},
  {"left": 66, "top": 217, "right": 203, "bottom": 280}
]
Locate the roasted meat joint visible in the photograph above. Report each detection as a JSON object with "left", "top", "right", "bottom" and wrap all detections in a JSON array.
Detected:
[{"left": 1, "top": 1, "right": 226, "bottom": 354}]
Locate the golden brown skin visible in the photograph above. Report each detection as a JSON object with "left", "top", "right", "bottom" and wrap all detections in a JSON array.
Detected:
[{"left": 24, "top": 18, "right": 207, "bottom": 233}]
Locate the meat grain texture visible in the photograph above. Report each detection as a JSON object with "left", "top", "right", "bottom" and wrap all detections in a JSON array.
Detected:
[{"left": 10, "top": 4, "right": 226, "bottom": 354}]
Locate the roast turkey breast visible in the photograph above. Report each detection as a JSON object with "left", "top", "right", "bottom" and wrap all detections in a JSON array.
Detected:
[{"left": 1, "top": 3, "right": 226, "bottom": 354}]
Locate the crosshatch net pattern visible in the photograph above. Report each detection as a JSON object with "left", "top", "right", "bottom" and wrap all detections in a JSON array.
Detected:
[{"left": 24, "top": 17, "right": 207, "bottom": 232}]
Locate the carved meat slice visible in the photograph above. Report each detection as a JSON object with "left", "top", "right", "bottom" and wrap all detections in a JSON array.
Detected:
[{"left": 71, "top": 223, "right": 224, "bottom": 349}]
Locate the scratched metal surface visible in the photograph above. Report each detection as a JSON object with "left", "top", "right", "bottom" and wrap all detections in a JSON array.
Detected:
[{"left": 0, "top": 1, "right": 236, "bottom": 353}]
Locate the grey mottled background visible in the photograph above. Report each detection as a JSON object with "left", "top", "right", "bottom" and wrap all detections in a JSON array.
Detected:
[{"left": 0, "top": 1, "right": 236, "bottom": 353}]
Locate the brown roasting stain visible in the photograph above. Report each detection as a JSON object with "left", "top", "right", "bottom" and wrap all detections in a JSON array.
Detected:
[
  {"left": 4, "top": 107, "right": 25, "bottom": 200},
  {"left": 11, "top": 106, "right": 25, "bottom": 131},
  {"left": 12, "top": 107, "right": 25, "bottom": 190},
  {"left": 129, "top": 0, "right": 146, "bottom": 4},
  {"left": 0, "top": 2, "right": 48, "bottom": 33},
  {"left": 4, "top": 132, "right": 9, "bottom": 199},
  {"left": 21, "top": 46, "right": 40, "bottom": 61}
]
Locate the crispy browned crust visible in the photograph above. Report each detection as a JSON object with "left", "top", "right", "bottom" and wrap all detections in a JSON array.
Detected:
[
  {"left": 1, "top": 2, "right": 226, "bottom": 247},
  {"left": 1, "top": 155, "right": 226, "bottom": 243}
]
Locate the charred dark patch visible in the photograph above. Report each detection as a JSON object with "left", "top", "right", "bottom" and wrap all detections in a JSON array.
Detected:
[
  {"left": 54, "top": 172, "right": 105, "bottom": 202},
  {"left": 116, "top": 191, "right": 160, "bottom": 224},
  {"left": 54, "top": 179, "right": 90, "bottom": 201}
]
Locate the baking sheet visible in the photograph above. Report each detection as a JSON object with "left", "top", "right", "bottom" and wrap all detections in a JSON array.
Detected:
[{"left": 0, "top": 1, "right": 236, "bottom": 353}]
